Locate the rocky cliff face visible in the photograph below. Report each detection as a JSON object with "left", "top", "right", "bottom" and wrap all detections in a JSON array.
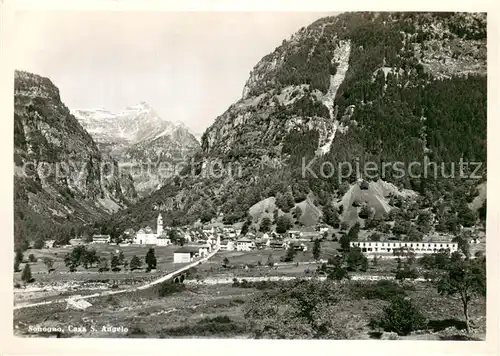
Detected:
[
  {"left": 73, "top": 103, "right": 200, "bottom": 196},
  {"left": 14, "top": 70, "right": 137, "bottom": 247},
  {"left": 114, "top": 12, "right": 486, "bottom": 232}
]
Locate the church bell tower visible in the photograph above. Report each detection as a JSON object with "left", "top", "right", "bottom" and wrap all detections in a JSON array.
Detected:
[{"left": 157, "top": 213, "right": 163, "bottom": 236}]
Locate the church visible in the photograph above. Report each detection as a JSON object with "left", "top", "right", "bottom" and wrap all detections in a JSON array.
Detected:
[{"left": 133, "top": 213, "right": 171, "bottom": 246}]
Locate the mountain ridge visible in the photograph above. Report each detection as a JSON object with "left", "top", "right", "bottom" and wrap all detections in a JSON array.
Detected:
[
  {"left": 109, "top": 12, "right": 486, "bottom": 235},
  {"left": 14, "top": 70, "right": 138, "bottom": 248}
]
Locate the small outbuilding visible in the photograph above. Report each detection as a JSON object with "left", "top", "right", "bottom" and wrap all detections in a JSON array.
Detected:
[{"left": 173, "top": 246, "right": 200, "bottom": 264}]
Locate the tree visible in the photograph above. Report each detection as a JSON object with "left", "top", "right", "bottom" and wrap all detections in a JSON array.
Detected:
[
  {"left": 241, "top": 221, "right": 250, "bottom": 236},
  {"left": 453, "top": 231, "right": 471, "bottom": 258},
  {"left": 322, "top": 204, "right": 340, "bottom": 228},
  {"left": 200, "top": 209, "right": 216, "bottom": 223},
  {"left": 371, "top": 296, "right": 427, "bottom": 336},
  {"left": 42, "top": 257, "right": 54, "bottom": 272},
  {"left": 346, "top": 247, "right": 368, "bottom": 272},
  {"left": 407, "top": 226, "right": 424, "bottom": 241},
  {"left": 327, "top": 256, "right": 350, "bottom": 281},
  {"left": 244, "top": 279, "right": 343, "bottom": 339},
  {"left": 275, "top": 215, "right": 292, "bottom": 234},
  {"left": 312, "top": 239, "right": 321, "bottom": 260},
  {"left": 64, "top": 245, "right": 86, "bottom": 271},
  {"left": 223, "top": 257, "right": 230, "bottom": 267},
  {"left": 14, "top": 260, "right": 20, "bottom": 273},
  {"left": 118, "top": 251, "right": 126, "bottom": 265},
  {"left": 368, "top": 233, "right": 381, "bottom": 241},
  {"left": 283, "top": 246, "right": 297, "bottom": 262},
  {"left": 293, "top": 206, "right": 303, "bottom": 221},
  {"left": 129, "top": 255, "right": 142, "bottom": 271},
  {"left": 33, "top": 238, "right": 45, "bottom": 249},
  {"left": 111, "top": 254, "right": 121, "bottom": 272},
  {"left": 395, "top": 262, "right": 418, "bottom": 281},
  {"left": 21, "top": 263, "right": 33, "bottom": 283},
  {"left": 339, "top": 233, "right": 351, "bottom": 251},
  {"left": 267, "top": 254, "right": 275, "bottom": 267},
  {"left": 168, "top": 229, "right": 181, "bottom": 244},
  {"left": 346, "top": 222, "right": 360, "bottom": 241},
  {"left": 416, "top": 210, "right": 432, "bottom": 233},
  {"left": 359, "top": 205, "right": 372, "bottom": 219},
  {"left": 259, "top": 217, "right": 272, "bottom": 232},
  {"left": 285, "top": 190, "right": 295, "bottom": 211},
  {"left": 81, "top": 248, "right": 98, "bottom": 269},
  {"left": 15, "top": 249, "right": 23, "bottom": 266},
  {"left": 393, "top": 218, "right": 411, "bottom": 235},
  {"left": 98, "top": 257, "right": 109, "bottom": 273},
  {"left": 437, "top": 255, "right": 486, "bottom": 333},
  {"left": 145, "top": 248, "right": 157, "bottom": 272}
]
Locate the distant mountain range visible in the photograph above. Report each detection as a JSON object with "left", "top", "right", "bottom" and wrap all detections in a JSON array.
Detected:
[{"left": 73, "top": 102, "right": 200, "bottom": 196}]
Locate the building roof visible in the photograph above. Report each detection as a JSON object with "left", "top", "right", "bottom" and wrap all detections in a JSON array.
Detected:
[
  {"left": 174, "top": 246, "right": 199, "bottom": 254},
  {"left": 237, "top": 237, "right": 254, "bottom": 243}
]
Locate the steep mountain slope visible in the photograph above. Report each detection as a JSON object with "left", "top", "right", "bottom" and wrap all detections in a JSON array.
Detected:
[
  {"left": 73, "top": 103, "right": 200, "bottom": 196},
  {"left": 14, "top": 70, "right": 137, "bottom": 249},
  {"left": 111, "top": 12, "right": 486, "bottom": 234}
]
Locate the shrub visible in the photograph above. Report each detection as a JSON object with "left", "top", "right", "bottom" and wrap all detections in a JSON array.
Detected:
[
  {"left": 28, "top": 253, "right": 37, "bottom": 262},
  {"left": 157, "top": 281, "right": 185, "bottom": 297},
  {"left": 360, "top": 180, "right": 370, "bottom": 190},
  {"left": 127, "top": 327, "right": 147, "bottom": 336},
  {"left": 349, "top": 280, "right": 407, "bottom": 300},
  {"left": 370, "top": 296, "right": 427, "bottom": 336},
  {"left": 160, "top": 316, "right": 245, "bottom": 337}
]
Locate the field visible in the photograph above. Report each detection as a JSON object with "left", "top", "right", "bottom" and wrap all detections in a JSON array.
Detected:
[
  {"left": 13, "top": 243, "right": 487, "bottom": 340},
  {"left": 14, "top": 245, "right": 181, "bottom": 305},
  {"left": 13, "top": 279, "right": 486, "bottom": 340}
]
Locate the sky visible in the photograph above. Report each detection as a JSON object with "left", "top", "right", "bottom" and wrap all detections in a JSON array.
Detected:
[{"left": 14, "top": 11, "right": 335, "bottom": 133}]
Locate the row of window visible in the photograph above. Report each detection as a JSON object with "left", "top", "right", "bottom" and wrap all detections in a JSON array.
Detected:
[
  {"left": 351, "top": 242, "right": 456, "bottom": 248},
  {"left": 362, "top": 247, "right": 449, "bottom": 252}
]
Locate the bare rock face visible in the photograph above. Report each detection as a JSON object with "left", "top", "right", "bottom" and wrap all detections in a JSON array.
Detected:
[
  {"left": 114, "top": 12, "right": 486, "bottom": 230},
  {"left": 14, "top": 70, "right": 137, "bottom": 233}
]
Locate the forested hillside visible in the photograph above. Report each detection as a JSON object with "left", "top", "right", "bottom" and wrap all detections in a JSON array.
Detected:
[{"left": 102, "top": 12, "right": 487, "bottom": 235}]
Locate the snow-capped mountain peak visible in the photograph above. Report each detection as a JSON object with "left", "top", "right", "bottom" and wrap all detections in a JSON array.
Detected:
[{"left": 71, "top": 102, "right": 200, "bottom": 197}]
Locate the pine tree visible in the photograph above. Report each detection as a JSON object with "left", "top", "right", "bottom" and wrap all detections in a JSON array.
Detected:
[
  {"left": 145, "top": 248, "right": 157, "bottom": 272},
  {"left": 313, "top": 239, "right": 321, "bottom": 260},
  {"left": 21, "top": 263, "right": 33, "bottom": 283},
  {"left": 111, "top": 254, "right": 121, "bottom": 272},
  {"left": 129, "top": 255, "right": 142, "bottom": 271},
  {"left": 118, "top": 251, "right": 125, "bottom": 265}
]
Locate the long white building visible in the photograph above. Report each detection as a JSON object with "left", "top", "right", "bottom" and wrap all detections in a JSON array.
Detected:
[{"left": 350, "top": 240, "right": 458, "bottom": 254}]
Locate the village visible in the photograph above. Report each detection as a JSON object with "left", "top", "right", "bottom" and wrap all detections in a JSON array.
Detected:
[
  {"left": 38, "top": 213, "right": 314, "bottom": 265},
  {"left": 35, "top": 210, "right": 485, "bottom": 267},
  {"left": 13, "top": 208, "right": 487, "bottom": 340}
]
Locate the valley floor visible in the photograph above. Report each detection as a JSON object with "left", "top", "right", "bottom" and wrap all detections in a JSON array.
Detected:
[{"left": 13, "top": 246, "right": 486, "bottom": 340}]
